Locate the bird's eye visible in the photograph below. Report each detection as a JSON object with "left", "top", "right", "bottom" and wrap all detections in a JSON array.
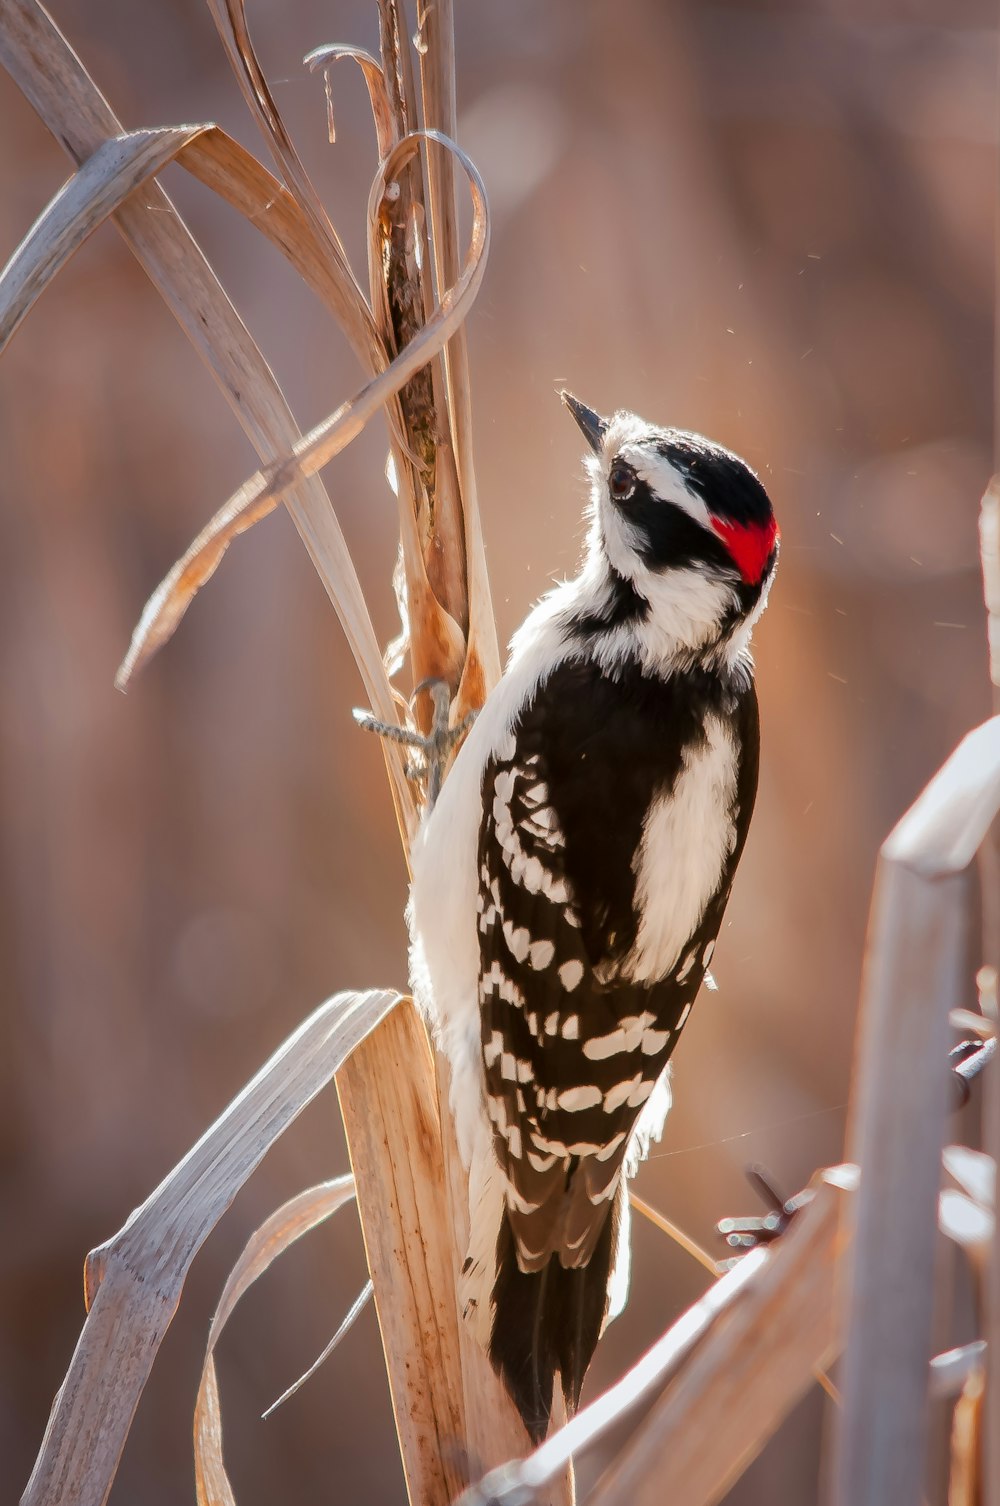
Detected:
[{"left": 608, "top": 461, "right": 636, "bottom": 501}]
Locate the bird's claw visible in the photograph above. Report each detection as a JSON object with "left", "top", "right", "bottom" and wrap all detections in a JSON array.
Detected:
[
  {"left": 353, "top": 677, "right": 478, "bottom": 807},
  {"left": 716, "top": 1165, "right": 813, "bottom": 1270},
  {"left": 949, "top": 1035, "right": 996, "bottom": 1109}
]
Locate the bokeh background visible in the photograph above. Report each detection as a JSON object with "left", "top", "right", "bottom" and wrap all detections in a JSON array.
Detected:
[{"left": 1, "top": 1, "right": 995, "bottom": 1501}]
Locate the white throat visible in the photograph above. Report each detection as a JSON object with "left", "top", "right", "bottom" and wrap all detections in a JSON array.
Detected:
[{"left": 565, "top": 499, "right": 750, "bottom": 682}]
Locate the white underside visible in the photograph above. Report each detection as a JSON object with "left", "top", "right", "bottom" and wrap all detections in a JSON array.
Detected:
[{"left": 409, "top": 578, "right": 577, "bottom": 1167}]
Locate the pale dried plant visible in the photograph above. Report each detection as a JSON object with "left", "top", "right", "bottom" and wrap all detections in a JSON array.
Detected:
[
  {"left": 5, "top": 5, "right": 1000, "bottom": 1506},
  {"left": 1, "top": 1, "right": 513, "bottom": 1500}
]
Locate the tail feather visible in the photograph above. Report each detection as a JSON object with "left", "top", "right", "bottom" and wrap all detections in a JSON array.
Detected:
[{"left": 488, "top": 1192, "right": 624, "bottom": 1444}]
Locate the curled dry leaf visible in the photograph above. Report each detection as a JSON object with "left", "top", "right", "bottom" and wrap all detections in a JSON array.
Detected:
[
  {"left": 261, "top": 1278, "right": 373, "bottom": 1419},
  {"left": 117, "top": 130, "right": 488, "bottom": 716},
  {"left": 305, "top": 44, "right": 397, "bottom": 163},
  {"left": 0, "top": 119, "right": 382, "bottom": 368},
  {"left": 0, "top": 122, "right": 394, "bottom": 735},
  {"left": 204, "top": 0, "right": 376, "bottom": 366},
  {"left": 0, "top": 121, "right": 401, "bottom": 758},
  {"left": 21, "top": 989, "right": 398, "bottom": 1506},
  {"left": 0, "top": 0, "right": 415, "bottom": 835},
  {"left": 0, "top": 126, "right": 206, "bottom": 353},
  {"left": 194, "top": 1177, "right": 358, "bottom": 1506},
  {"left": 180, "top": 129, "right": 378, "bottom": 334},
  {"left": 213, "top": 0, "right": 477, "bottom": 726}
]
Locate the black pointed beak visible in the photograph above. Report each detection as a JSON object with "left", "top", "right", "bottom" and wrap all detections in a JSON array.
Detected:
[{"left": 560, "top": 391, "right": 608, "bottom": 454}]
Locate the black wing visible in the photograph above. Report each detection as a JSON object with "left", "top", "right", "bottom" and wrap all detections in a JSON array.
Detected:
[
  {"left": 476, "top": 657, "right": 759, "bottom": 1430},
  {"left": 477, "top": 657, "right": 759, "bottom": 1271}
]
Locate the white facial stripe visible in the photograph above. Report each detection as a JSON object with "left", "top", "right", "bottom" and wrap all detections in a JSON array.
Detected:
[
  {"left": 595, "top": 487, "right": 646, "bottom": 581},
  {"left": 620, "top": 443, "right": 715, "bottom": 534}
]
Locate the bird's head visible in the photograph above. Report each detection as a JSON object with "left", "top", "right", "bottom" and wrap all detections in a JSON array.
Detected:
[{"left": 561, "top": 392, "right": 779, "bottom": 663}]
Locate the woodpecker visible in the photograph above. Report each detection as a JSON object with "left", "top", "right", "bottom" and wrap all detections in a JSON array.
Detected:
[{"left": 408, "top": 393, "right": 779, "bottom": 1443}]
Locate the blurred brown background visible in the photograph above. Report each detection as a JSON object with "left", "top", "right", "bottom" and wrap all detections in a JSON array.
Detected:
[{"left": 0, "top": 1, "right": 995, "bottom": 1501}]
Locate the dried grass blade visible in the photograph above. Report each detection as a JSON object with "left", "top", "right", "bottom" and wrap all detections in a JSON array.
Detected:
[
  {"left": 631, "top": 1192, "right": 841, "bottom": 1403},
  {"left": 417, "top": 1, "right": 501, "bottom": 710},
  {"left": 336, "top": 1000, "right": 468, "bottom": 1506},
  {"left": 118, "top": 131, "right": 487, "bottom": 704},
  {"left": 261, "top": 1279, "right": 373, "bottom": 1419},
  {"left": 0, "top": 0, "right": 414, "bottom": 834},
  {"left": 0, "top": 111, "right": 380, "bottom": 377},
  {"left": 304, "top": 45, "right": 396, "bottom": 162},
  {"left": 359, "top": 61, "right": 467, "bottom": 649},
  {"left": 981, "top": 476, "right": 1000, "bottom": 691},
  {"left": 22, "top": 988, "right": 398, "bottom": 1506},
  {"left": 0, "top": 116, "right": 400, "bottom": 774},
  {"left": 87, "top": 989, "right": 398, "bottom": 1298},
  {"left": 980, "top": 480, "right": 1000, "bottom": 1506},
  {"left": 883, "top": 714, "right": 1000, "bottom": 876},
  {"left": 416, "top": 0, "right": 460, "bottom": 298},
  {"left": 949, "top": 1368, "right": 985, "bottom": 1506},
  {"left": 585, "top": 1166, "right": 852, "bottom": 1506},
  {"left": 376, "top": 0, "right": 418, "bottom": 140},
  {"left": 0, "top": 125, "right": 207, "bottom": 353},
  {"left": 835, "top": 857, "right": 969, "bottom": 1506},
  {"left": 364, "top": 132, "right": 473, "bottom": 694},
  {"left": 178, "top": 128, "right": 379, "bottom": 325},
  {"left": 194, "top": 1177, "right": 358, "bottom": 1505},
  {"left": 373, "top": 12, "right": 468, "bottom": 642},
  {"left": 629, "top": 1191, "right": 720, "bottom": 1277},
  {"left": 205, "top": 0, "right": 376, "bottom": 366}
]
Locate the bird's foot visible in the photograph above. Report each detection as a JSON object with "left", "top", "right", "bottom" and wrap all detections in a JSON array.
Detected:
[
  {"left": 353, "top": 677, "right": 477, "bottom": 807},
  {"left": 714, "top": 1029, "right": 996, "bottom": 1271},
  {"left": 716, "top": 1165, "right": 812, "bottom": 1270}
]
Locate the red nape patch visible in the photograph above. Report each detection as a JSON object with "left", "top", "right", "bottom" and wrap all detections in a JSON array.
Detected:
[{"left": 710, "top": 516, "right": 779, "bottom": 585}]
